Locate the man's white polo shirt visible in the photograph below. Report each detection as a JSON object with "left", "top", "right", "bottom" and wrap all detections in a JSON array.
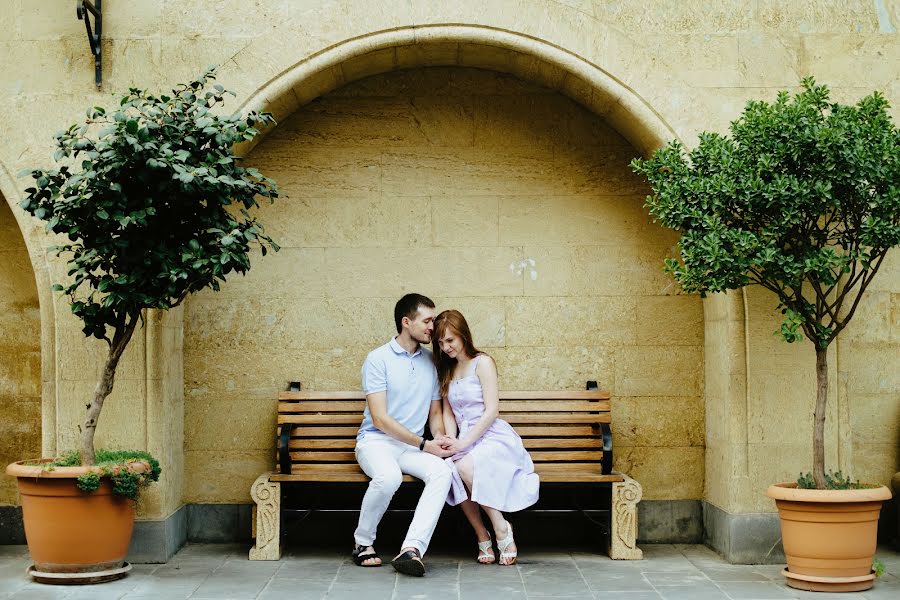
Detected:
[{"left": 358, "top": 337, "right": 441, "bottom": 440}]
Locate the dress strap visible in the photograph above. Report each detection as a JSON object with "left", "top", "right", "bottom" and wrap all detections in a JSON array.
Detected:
[{"left": 469, "top": 354, "right": 482, "bottom": 377}]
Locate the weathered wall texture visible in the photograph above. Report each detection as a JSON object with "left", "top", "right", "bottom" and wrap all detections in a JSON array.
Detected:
[
  {"left": 0, "top": 200, "right": 40, "bottom": 505},
  {"left": 183, "top": 67, "right": 704, "bottom": 503},
  {"left": 0, "top": 1, "right": 896, "bottom": 521}
]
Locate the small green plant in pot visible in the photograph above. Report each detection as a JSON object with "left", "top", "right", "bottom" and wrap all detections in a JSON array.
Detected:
[
  {"left": 631, "top": 78, "right": 897, "bottom": 591},
  {"left": 7, "top": 68, "right": 279, "bottom": 583}
]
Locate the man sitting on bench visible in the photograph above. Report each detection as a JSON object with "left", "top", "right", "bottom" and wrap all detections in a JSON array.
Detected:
[{"left": 352, "top": 293, "right": 454, "bottom": 577}]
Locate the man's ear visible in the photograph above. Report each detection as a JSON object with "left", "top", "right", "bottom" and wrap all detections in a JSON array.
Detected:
[{"left": 401, "top": 316, "right": 410, "bottom": 330}]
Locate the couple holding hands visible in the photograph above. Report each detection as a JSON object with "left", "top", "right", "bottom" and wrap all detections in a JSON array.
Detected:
[{"left": 352, "top": 293, "right": 540, "bottom": 576}]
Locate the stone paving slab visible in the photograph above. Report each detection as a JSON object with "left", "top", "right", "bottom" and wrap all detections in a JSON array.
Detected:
[{"left": 0, "top": 544, "right": 895, "bottom": 599}]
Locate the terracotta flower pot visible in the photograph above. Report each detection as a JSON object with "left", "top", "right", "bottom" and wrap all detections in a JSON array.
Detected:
[
  {"left": 6, "top": 459, "right": 149, "bottom": 584},
  {"left": 767, "top": 482, "right": 892, "bottom": 592}
]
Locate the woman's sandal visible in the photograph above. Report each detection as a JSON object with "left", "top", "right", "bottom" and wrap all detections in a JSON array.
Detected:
[
  {"left": 391, "top": 548, "right": 425, "bottom": 577},
  {"left": 497, "top": 521, "right": 517, "bottom": 566},
  {"left": 476, "top": 537, "right": 495, "bottom": 564},
  {"left": 352, "top": 544, "right": 382, "bottom": 567}
]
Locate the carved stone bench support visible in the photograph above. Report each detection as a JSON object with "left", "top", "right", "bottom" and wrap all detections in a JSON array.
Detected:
[
  {"left": 609, "top": 473, "right": 643, "bottom": 559},
  {"left": 249, "top": 472, "right": 282, "bottom": 560}
]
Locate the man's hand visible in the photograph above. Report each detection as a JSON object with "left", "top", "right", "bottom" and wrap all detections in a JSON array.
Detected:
[{"left": 423, "top": 439, "right": 454, "bottom": 458}]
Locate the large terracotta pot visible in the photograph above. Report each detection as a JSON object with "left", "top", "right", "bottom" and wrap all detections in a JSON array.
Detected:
[
  {"left": 6, "top": 459, "right": 148, "bottom": 584},
  {"left": 767, "top": 482, "right": 892, "bottom": 592}
]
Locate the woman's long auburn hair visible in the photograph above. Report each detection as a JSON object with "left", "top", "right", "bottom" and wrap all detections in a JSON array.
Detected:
[{"left": 432, "top": 310, "right": 482, "bottom": 400}]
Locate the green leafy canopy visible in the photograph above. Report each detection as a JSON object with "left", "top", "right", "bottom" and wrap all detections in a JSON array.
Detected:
[
  {"left": 631, "top": 78, "right": 899, "bottom": 349},
  {"left": 20, "top": 67, "right": 280, "bottom": 342}
]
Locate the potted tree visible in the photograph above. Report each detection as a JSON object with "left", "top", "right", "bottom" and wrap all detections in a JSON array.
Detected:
[
  {"left": 632, "top": 78, "right": 897, "bottom": 592},
  {"left": 7, "top": 68, "right": 279, "bottom": 584}
]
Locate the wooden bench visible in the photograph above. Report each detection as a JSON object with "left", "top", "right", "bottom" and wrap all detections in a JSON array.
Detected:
[{"left": 249, "top": 383, "right": 643, "bottom": 560}]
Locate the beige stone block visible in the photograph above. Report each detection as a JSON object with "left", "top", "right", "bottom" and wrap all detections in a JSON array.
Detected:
[
  {"left": 184, "top": 450, "right": 272, "bottom": 503},
  {"left": 613, "top": 446, "right": 704, "bottom": 500},
  {"left": 395, "top": 42, "right": 460, "bottom": 69},
  {"left": 378, "top": 148, "right": 553, "bottom": 197},
  {"left": 330, "top": 67, "right": 454, "bottom": 98},
  {"left": 312, "top": 345, "right": 384, "bottom": 391},
  {"left": 868, "top": 247, "right": 900, "bottom": 292},
  {"left": 54, "top": 378, "right": 147, "bottom": 454},
  {"left": 704, "top": 443, "right": 737, "bottom": 511},
  {"left": 197, "top": 247, "right": 328, "bottom": 299},
  {"left": 849, "top": 394, "right": 900, "bottom": 445},
  {"left": 499, "top": 195, "right": 654, "bottom": 247},
  {"left": 558, "top": 146, "right": 651, "bottom": 197},
  {"left": 850, "top": 443, "right": 899, "bottom": 487},
  {"left": 616, "top": 345, "right": 703, "bottom": 397},
  {"left": 505, "top": 296, "right": 635, "bottom": 346},
  {"left": 592, "top": 1, "right": 755, "bottom": 33},
  {"left": 250, "top": 196, "right": 432, "bottom": 249},
  {"left": 159, "top": 0, "right": 293, "bottom": 38},
  {"left": 634, "top": 296, "right": 704, "bottom": 345},
  {"left": 339, "top": 48, "right": 398, "bottom": 85},
  {"left": 324, "top": 246, "right": 524, "bottom": 298},
  {"left": 432, "top": 196, "right": 499, "bottom": 247},
  {"left": 522, "top": 244, "right": 680, "bottom": 297},
  {"left": 0, "top": 40, "right": 99, "bottom": 96},
  {"left": 184, "top": 344, "right": 322, "bottom": 402},
  {"left": 647, "top": 35, "right": 745, "bottom": 88},
  {"left": 0, "top": 349, "right": 39, "bottom": 398},
  {"left": 56, "top": 318, "right": 146, "bottom": 383},
  {"left": 613, "top": 396, "right": 704, "bottom": 447},
  {"left": 275, "top": 95, "right": 475, "bottom": 149},
  {"left": 250, "top": 146, "right": 382, "bottom": 198},
  {"left": 449, "top": 68, "right": 551, "bottom": 97},
  {"left": 487, "top": 344, "right": 616, "bottom": 392},
  {"left": 756, "top": 0, "right": 881, "bottom": 33},
  {"left": 736, "top": 33, "right": 802, "bottom": 87},
  {"left": 457, "top": 43, "right": 515, "bottom": 72},
  {"left": 800, "top": 35, "right": 900, "bottom": 89},
  {"left": 184, "top": 398, "right": 277, "bottom": 452},
  {"left": 431, "top": 296, "right": 506, "bottom": 347},
  {"left": 838, "top": 290, "right": 897, "bottom": 343},
  {"left": 14, "top": 1, "right": 84, "bottom": 41},
  {"left": 842, "top": 341, "right": 900, "bottom": 394},
  {"left": 473, "top": 95, "right": 570, "bottom": 153}
]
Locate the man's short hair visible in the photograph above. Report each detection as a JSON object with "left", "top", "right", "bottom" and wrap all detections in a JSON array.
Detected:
[{"left": 394, "top": 293, "right": 435, "bottom": 333}]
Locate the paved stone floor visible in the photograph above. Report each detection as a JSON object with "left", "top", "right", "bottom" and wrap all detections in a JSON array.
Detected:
[{"left": 0, "top": 544, "right": 897, "bottom": 600}]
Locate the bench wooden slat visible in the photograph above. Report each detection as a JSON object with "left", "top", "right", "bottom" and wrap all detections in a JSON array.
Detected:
[
  {"left": 278, "top": 390, "right": 611, "bottom": 401},
  {"left": 272, "top": 472, "right": 624, "bottom": 483},
  {"left": 502, "top": 414, "right": 610, "bottom": 424},
  {"left": 282, "top": 424, "right": 603, "bottom": 439},
  {"left": 286, "top": 449, "right": 603, "bottom": 462},
  {"left": 278, "top": 400, "right": 609, "bottom": 413},
  {"left": 280, "top": 413, "right": 610, "bottom": 425},
  {"left": 285, "top": 437, "right": 604, "bottom": 450}
]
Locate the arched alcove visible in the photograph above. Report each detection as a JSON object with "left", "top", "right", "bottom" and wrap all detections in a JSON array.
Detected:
[
  {"left": 182, "top": 65, "right": 705, "bottom": 508},
  {"left": 0, "top": 196, "right": 41, "bottom": 505}
]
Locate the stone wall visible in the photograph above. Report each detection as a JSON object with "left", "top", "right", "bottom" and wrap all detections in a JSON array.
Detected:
[
  {"left": 0, "top": 0, "right": 897, "bottom": 559},
  {"left": 183, "top": 67, "right": 705, "bottom": 503}
]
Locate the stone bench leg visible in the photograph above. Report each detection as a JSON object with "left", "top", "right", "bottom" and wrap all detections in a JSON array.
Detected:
[
  {"left": 609, "top": 474, "right": 643, "bottom": 559},
  {"left": 249, "top": 472, "right": 282, "bottom": 560}
]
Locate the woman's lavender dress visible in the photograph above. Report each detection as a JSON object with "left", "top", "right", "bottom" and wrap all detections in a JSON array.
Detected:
[{"left": 445, "top": 355, "right": 539, "bottom": 511}]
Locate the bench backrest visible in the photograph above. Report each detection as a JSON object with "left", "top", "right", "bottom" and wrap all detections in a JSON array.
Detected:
[{"left": 275, "top": 389, "right": 613, "bottom": 480}]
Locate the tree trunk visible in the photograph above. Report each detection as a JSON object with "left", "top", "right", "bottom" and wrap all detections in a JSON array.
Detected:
[
  {"left": 80, "top": 313, "right": 140, "bottom": 466},
  {"left": 813, "top": 346, "right": 828, "bottom": 489}
]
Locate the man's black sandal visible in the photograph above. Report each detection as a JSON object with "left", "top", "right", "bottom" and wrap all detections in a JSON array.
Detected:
[
  {"left": 391, "top": 548, "right": 425, "bottom": 577},
  {"left": 352, "top": 544, "right": 382, "bottom": 567}
]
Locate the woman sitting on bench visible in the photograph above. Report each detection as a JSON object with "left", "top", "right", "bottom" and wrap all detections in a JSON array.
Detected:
[{"left": 432, "top": 310, "right": 540, "bottom": 565}]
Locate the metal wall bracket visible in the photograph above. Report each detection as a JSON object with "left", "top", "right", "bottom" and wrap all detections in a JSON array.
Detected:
[{"left": 76, "top": 0, "right": 102, "bottom": 88}]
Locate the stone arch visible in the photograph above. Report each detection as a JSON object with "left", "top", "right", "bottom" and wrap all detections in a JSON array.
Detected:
[
  {"left": 230, "top": 24, "right": 678, "bottom": 158},
  {"left": 0, "top": 163, "right": 45, "bottom": 503}
]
